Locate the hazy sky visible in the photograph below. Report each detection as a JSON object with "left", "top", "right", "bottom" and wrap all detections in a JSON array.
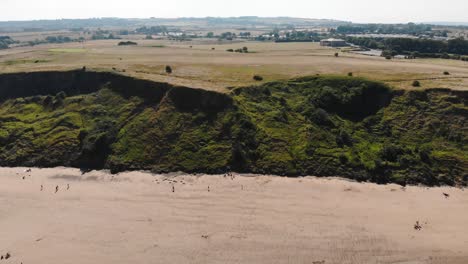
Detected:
[{"left": 1, "top": 0, "right": 467, "bottom": 23}]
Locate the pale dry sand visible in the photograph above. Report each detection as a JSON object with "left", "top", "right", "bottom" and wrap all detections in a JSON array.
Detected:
[{"left": 0, "top": 167, "right": 467, "bottom": 264}]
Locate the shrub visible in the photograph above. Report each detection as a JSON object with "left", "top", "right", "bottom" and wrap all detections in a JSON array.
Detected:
[
  {"left": 165, "top": 65, "right": 172, "bottom": 74},
  {"left": 53, "top": 92, "right": 67, "bottom": 108},
  {"left": 226, "top": 49, "right": 234, "bottom": 52},
  {"left": 43, "top": 96, "right": 53, "bottom": 106},
  {"left": 443, "top": 71, "right": 450, "bottom": 75},
  {"left": 419, "top": 146, "right": 432, "bottom": 164},
  {"left": 118, "top": 41, "right": 137, "bottom": 46},
  {"left": 348, "top": 72, "right": 353, "bottom": 77},
  {"left": 336, "top": 130, "right": 352, "bottom": 147},
  {"left": 385, "top": 55, "right": 392, "bottom": 60},
  {"left": 412, "top": 80, "right": 421, "bottom": 87},
  {"left": 253, "top": 75, "right": 263, "bottom": 81},
  {"left": 310, "top": 108, "right": 334, "bottom": 127},
  {"left": 339, "top": 154, "right": 348, "bottom": 164},
  {"left": 56, "top": 91, "right": 67, "bottom": 100},
  {"left": 334, "top": 52, "right": 339, "bottom": 57},
  {"left": 380, "top": 144, "right": 404, "bottom": 162}
]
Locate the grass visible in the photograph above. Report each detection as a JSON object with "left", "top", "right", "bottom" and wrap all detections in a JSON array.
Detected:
[
  {"left": 1, "top": 40, "right": 468, "bottom": 92},
  {"left": 3, "top": 59, "right": 50, "bottom": 65},
  {"left": 48, "top": 48, "right": 87, "bottom": 53}
]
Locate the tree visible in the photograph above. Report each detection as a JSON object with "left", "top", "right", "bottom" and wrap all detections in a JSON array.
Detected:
[
  {"left": 242, "top": 46, "right": 248, "bottom": 53},
  {"left": 0, "top": 41, "right": 8, "bottom": 49},
  {"left": 165, "top": 65, "right": 172, "bottom": 74},
  {"left": 412, "top": 80, "right": 421, "bottom": 87},
  {"left": 206, "top": 32, "right": 214, "bottom": 38}
]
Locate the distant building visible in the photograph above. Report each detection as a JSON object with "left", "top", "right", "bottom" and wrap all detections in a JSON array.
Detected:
[{"left": 320, "top": 38, "right": 348, "bottom": 47}]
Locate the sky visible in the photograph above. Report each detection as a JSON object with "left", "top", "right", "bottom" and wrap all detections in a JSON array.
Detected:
[{"left": 1, "top": 0, "right": 467, "bottom": 23}]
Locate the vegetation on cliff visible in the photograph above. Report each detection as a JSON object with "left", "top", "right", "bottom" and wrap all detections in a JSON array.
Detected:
[{"left": 0, "top": 71, "right": 466, "bottom": 185}]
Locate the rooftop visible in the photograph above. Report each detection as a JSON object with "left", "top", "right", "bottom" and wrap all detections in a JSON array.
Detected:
[{"left": 321, "top": 38, "right": 346, "bottom": 42}]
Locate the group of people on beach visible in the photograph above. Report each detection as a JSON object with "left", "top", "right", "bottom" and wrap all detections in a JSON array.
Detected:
[
  {"left": 45, "top": 184, "right": 70, "bottom": 193},
  {"left": 224, "top": 171, "right": 235, "bottom": 180},
  {"left": 170, "top": 169, "right": 240, "bottom": 194},
  {"left": 0, "top": 252, "right": 11, "bottom": 260},
  {"left": 19, "top": 168, "right": 72, "bottom": 194}
]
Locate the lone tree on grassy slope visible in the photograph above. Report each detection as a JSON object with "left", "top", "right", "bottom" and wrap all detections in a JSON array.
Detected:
[
  {"left": 253, "top": 75, "right": 263, "bottom": 81},
  {"left": 412, "top": 80, "right": 421, "bottom": 87}
]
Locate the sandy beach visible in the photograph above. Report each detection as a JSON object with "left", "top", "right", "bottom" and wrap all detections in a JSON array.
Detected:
[{"left": 0, "top": 167, "right": 467, "bottom": 264}]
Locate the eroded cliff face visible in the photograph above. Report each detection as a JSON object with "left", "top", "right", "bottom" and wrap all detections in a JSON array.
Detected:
[
  {"left": 0, "top": 71, "right": 466, "bottom": 186},
  {"left": 0, "top": 70, "right": 232, "bottom": 108},
  {"left": 0, "top": 70, "right": 235, "bottom": 171}
]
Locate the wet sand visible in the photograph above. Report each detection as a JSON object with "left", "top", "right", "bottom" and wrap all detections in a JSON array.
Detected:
[{"left": 0, "top": 167, "right": 467, "bottom": 264}]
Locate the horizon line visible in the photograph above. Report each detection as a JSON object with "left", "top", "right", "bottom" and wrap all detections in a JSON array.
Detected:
[{"left": 0, "top": 16, "right": 467, "bottom": 25}]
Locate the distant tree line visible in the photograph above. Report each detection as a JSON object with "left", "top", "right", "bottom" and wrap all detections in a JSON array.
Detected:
[
  {"left": 45, "top": 35, "right": 74, "bottom": 43},
  {"left": 347, "top": 36, "right": 468, "bottom": 59},
  {"left": 204, "top": 31, "right": 252, "bottom": 40},
  {"left": 91, "top": 29, "right": 119, "bottom": 40},
  {"left": 239, "top": 32, "right": 251, "bottom": 37},
  {"left": 219, "top": 32, "right": 236, "bottom": 40},
  {"left": 336, "top": 23, "right": 432, "bottom": 35},
  {"left": 135, "top": 26, "right": 169, "bottom": 35},
  {"left": 0, "top": 36, "right": 17, "bottom": 49},
  {"left": 275, "top": 30, "right": 321, "bottom": 42},
  {"left": 27, "top": 35, "right": 84, "bottom": 46}
]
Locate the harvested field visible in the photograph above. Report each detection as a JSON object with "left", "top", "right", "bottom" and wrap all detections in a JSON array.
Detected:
[{"left": 1, "top": 40, "right": 468, "bottom": 92}]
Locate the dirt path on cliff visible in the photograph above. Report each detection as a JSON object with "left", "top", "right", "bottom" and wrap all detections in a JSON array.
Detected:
[{"left": 0, "top": 167, "right": 467, "bottom": 264}]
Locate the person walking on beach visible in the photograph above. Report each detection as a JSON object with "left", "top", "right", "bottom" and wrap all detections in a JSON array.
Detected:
[
  {"left": 414, "top": 221, "right": 422, "bottom": 231},
  {"left": 55, "top": 185, "right": 59, "bottom": 194}
]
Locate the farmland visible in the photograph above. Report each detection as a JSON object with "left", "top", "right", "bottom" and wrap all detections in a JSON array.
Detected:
[{"left": 1, "top": 38, "right": 468, "bottom": 92}]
